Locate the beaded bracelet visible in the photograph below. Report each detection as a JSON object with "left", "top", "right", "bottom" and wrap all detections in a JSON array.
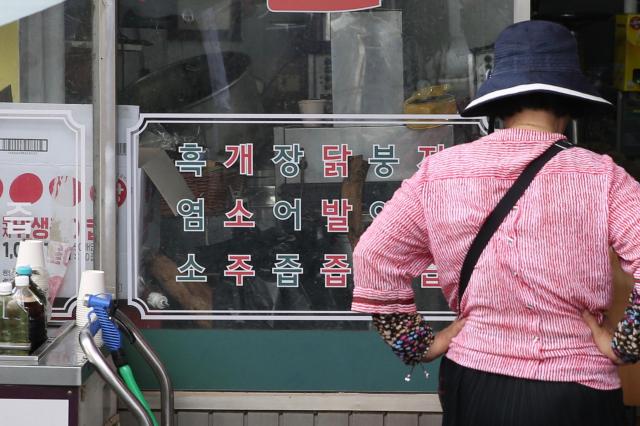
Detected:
[
  {"left": 612, "top": 284, "right": 640, "bottom": 364},
  {"left": 372, "top": 313, "right": 435, "bottom": 366}
]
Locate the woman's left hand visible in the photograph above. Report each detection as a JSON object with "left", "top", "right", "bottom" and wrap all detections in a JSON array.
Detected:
[
  {"left": 582, "top": 311, "right": 623, "bottom": 365},
  {"left": 423, "top": 319, "right": 466, "bottom": 362}
]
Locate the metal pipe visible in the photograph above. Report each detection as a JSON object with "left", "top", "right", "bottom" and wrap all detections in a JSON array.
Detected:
[
  {"left": 78, "top": 324, "right": 154, "bottom": 426},
  {"left": 114, "top": 311, "right": 174, "bottom": 426},
  {"left": 43, "top": 3, "right": 65, "bottom": 103},
  {"left": 19, "top": 12, "right": 44, "bottom": 102},
  {"left": 571, "top": 119, "right": 579, "bottom": 145},
  {"left": 92, "top": 0, "right": 117, "bottom": 294},
  {"left": 513, "top": 0, "right": 531, "bottom": 23},
  {"left": 616, "top": 91, "right": 623, "bottom": 153}
]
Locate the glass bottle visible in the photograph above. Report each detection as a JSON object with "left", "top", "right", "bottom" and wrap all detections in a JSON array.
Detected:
[
  {"left": 15, "top": 265, "right": 48, "bottom": 327},
  {"left": 13, "top": 275, "right": 47, "bottom": 352},
  {"left": 0, "top": 281, "right": 29, "bottom": 356}
]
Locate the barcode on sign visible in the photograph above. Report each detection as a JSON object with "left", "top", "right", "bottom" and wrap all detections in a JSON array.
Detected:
[{"left": 1, "top": 138, "right": 48, "bottom": 152}]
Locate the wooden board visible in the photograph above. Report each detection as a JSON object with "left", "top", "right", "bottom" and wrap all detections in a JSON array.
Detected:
[
  {"left": 211, "top": 412, "right": 244, "bottom": 426},
  {"left": 281, "top": 413, "right": 314, "bottom": 426},
  {"left": 386, "top": 413, "right": 419, "bottom": 426},
  {"left": 316, "top": 413, "right": 349, "bottom": 426}
]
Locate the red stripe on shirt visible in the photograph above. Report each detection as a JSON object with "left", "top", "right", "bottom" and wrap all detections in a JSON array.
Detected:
[{"left": 352, "top": 296, "right": 414, "bottom": 306}]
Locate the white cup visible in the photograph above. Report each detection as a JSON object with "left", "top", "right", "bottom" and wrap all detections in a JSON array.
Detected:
[
  {"left": 76, "top": 270, "right": 106, "bottom": 328},
  {"left": 298, "top": 99, "right": 327, "bottom": 127},
  {"left": 16, "top": 240, "right": 46, "bottom": 269},
  {"left": 16, "top": 240, "right": 50, "bottom": 317}
]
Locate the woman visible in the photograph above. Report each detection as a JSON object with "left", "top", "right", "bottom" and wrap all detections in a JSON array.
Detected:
[{"left": 352, "top": 20, "right": 640, "bottom": 426}]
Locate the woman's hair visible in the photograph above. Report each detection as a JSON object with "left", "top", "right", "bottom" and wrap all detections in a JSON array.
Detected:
[{"left": 487, "top": 93, "right": 587, "bottom": 120}]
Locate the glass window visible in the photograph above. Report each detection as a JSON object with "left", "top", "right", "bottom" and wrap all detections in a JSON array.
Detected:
[
  {"left": 0, "top": 0, "right": 94, "bottom": 319},
  {"left": 118, "top": 0, "right": 512, "bottom": 115},
  {"left": 117, "top": 0, "right": 513, "bottom": 328}
]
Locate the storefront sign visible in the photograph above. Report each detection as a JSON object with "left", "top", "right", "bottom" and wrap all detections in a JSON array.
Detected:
[
  {"left": 0, "top": 104, "right": 138, "bottom": 318},
  {"left": 0, "top": 104, "right": 91, "bottom": 318},
  {"left": 126, "top": 114, "right": 487, "bottom": 322},
  {"left": 267, "top": 0, "right": 381, "bottom": 13}
]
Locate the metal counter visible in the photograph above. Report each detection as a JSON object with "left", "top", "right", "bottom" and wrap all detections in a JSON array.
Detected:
[{"left": 0, "top": 321, "right": 95, "bottom": 387}]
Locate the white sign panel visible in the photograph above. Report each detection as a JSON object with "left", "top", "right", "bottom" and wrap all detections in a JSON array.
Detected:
[
  {"left": 125, "top": 114, "right": 487, "bottom": 322},
  {"left": 0, "top": 104, "right": 91, "bottom": 318}
]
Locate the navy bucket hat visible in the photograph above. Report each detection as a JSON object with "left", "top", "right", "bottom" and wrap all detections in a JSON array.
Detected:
[{"left": 461, "top": 20, "right": 611, "bottom": 117}]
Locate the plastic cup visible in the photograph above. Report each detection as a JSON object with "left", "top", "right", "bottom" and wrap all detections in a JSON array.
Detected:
[
  {"left": 76, "top": 270, "right": 106, "bottom": 328},
  {"left": 298, "top": 99, "right": 327, "bottom": 127},
  {"left": 16, "top": 240, "right": 46, "bottom": 269}
]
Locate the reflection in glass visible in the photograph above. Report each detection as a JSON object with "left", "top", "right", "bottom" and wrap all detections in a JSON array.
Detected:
[
  {"left": 118, "top": 0, "right": 512, "bottom": 115},
  {"left": 117, "top": 0, "right": 510, "bottom": 328}
]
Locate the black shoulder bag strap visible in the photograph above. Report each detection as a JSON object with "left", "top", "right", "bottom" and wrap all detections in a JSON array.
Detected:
[{"left": 457, "top": 138, "right": 574, "bottom": 312}]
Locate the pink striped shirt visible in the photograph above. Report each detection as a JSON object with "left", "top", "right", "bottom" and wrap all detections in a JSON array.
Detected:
[{"left": 352, "top": 128, "right": 640, "bottom": 390}]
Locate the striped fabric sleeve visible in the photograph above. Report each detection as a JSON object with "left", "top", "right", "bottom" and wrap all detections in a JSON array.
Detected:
[
  {"left": 351, "top": 161, "right": 433, "bottom": 313},
  {"left": 607, "top": 158, "right": 640, "bottom": 363}
]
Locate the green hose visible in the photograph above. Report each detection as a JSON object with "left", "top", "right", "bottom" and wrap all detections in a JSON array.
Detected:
[{"left": 118, "top": 364, "right": 159, "bottom": 426}]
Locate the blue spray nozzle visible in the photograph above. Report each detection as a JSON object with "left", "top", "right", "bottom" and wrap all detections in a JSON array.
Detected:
[
  {"left": 86, "top": 293, "right": 113, "bottom": 310},
  {"left": 85, "top": 294, "right": 121, "bottom": 352},
  {"left": 15, "top": 265, "right": 33, "bottom": 276},
  {"left": 89, "top": 315, "right": 101, "bottom": 336}
]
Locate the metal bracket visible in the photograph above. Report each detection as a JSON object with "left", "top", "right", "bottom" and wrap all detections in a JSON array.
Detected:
[
  {"left": 79, "top": 322, "right": 154, "bottom": 426},
  {"left": 114, "top": 310, "right": 174, "bottom": 426}
]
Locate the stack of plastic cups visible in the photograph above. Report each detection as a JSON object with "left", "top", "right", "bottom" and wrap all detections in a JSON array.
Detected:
[
  {"left": 16, "top": 240, "right": 50, "bottom": 321},
  {"left": 76, "top": 270, "right": 106, "bottom": 348}
]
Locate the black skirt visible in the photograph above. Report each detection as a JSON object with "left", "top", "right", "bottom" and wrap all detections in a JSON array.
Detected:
[{"left": 438, "top": 356, "right": 626, "bottom": 426}]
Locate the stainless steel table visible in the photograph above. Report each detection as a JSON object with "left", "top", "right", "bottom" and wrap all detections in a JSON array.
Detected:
[{"left": 0, "top": 321, "right": 116, "bottom": 426}]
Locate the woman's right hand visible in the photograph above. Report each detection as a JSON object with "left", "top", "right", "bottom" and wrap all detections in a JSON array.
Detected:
[
  {"left": 423, "top": 319, "right": 466, "bottom": 362},
  {"left": 582, "top": 311, "right": 623, "bottom": 365}
]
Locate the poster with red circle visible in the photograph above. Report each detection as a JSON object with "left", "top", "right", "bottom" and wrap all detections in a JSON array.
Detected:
[
  {"left": 9, "top": 173, "right": 43, "bottom": 203},
  {"left": 48, "top": 176, "right": 82, "bottom": 207},
  {"left": 0, "top": 104, "right": 95, "bottom": 320},
  {"left": 0, "top": 104, "right": 138, "bottom": 321}
]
